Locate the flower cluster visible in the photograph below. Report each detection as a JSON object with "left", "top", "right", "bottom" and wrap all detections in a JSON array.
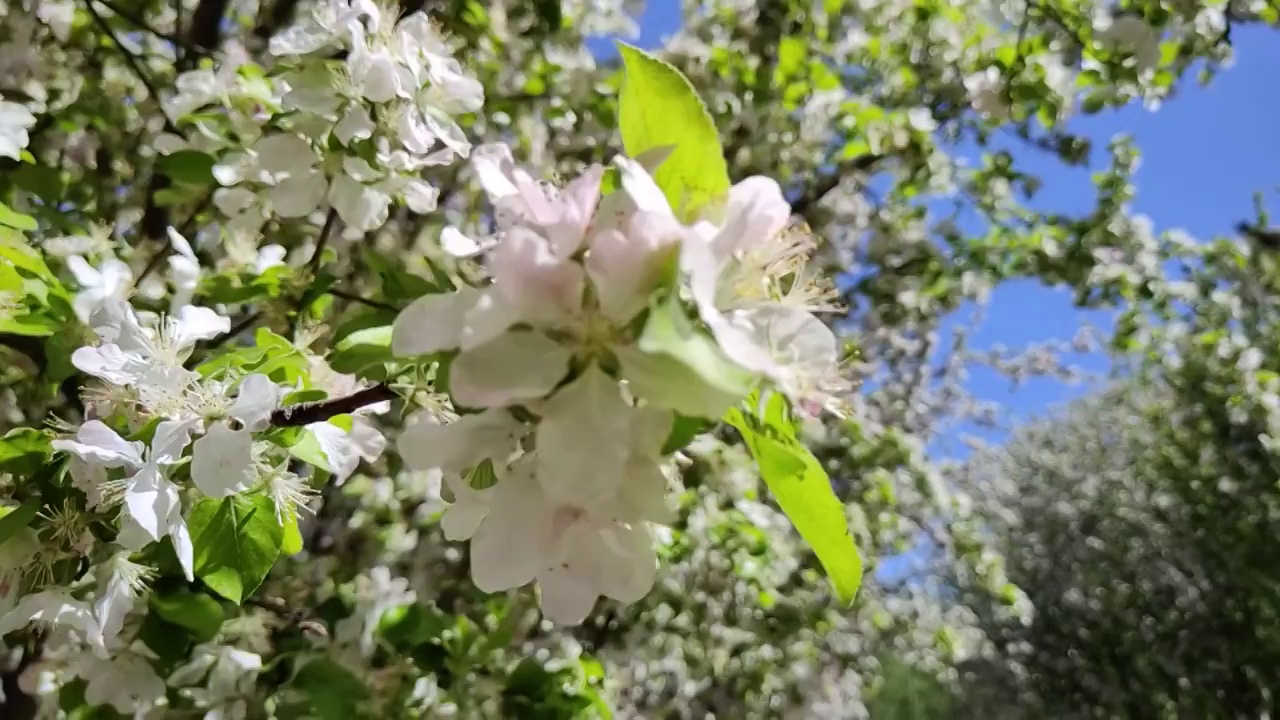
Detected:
[
  {"left": 390, "top": 144, "right": 846, "bottom": 623},
  {"left": 0, "top": 296, "right": 389, "bottom": 713},
  {"left": 206, "top": 0, "right": 483, "bottom": 234}
]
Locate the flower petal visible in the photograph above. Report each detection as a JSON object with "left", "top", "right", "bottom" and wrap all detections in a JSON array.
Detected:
[
  {"left": 449, "top": 331, "right": 571, "bottom": 408},
  {"left": 469, "top": 463, "right": 552, "bottom": 592},
  {"left": 191, "top": 423, "right": 255, "bottom": 498},
  {"left": 534, "top": 365, "right": 630, "bottom": 506},
  {"left": 52, "top": 421, "right": 144, "bottom": 469},
  {"left": 396, "top": 408, "right": 523, "bottom": 474},
  {"left": 391, "top": 287, "right": 480, "bottom": 356},
  {"left": 230, "top": 374, "right": 282, "bottom": 431}
]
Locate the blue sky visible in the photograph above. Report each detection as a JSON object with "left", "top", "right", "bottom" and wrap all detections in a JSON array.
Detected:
[{"left": 600, "top": 2, "right": 1279, "bottom": 455}]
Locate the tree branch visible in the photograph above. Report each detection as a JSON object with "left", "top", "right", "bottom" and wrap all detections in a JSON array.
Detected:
[
  {"left": 307, "top": 209, "right": 340, "bottom": 274},
  {"left": 269, "top": 384, "right": 397, "bottom": 427},
  {"left": 790, "top": 153, "right": 885, "bottom": 220}
]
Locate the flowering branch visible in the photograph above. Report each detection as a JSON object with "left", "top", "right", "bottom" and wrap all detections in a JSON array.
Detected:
[{"left": 269, "top": 383, "right": 397, "bottom": 427}]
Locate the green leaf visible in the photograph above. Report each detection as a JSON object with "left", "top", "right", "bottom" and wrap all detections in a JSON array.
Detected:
[
  {"left": 724, "top": 394, "right": 862, "bottom": 605},
  {"left": 0, "top": 498, "right": 40, "bottom": 547},
  {"left": 617, "top": 43, "right": 730, "bottom": 218},
  {"left": 188, "top": 494, "right": 285, "bottom": 604},
  {"left": 150, "top": 589, "right": 226, "bottom": 642},
  {"left": 293, "top": 657, "right": 369, "bottom": 720},
  {"left": 0, "top": 427, "right": 52, "bottom": 476},
  {"left": 281, "top": 388, "right": 328, "bottom": 406},
  {"left": 0, "top": 201, "right": 36, "bottom": 231},
  {"left": 157, "top": 150, "right": 217, "bottom": 186},
  {"left": 661, "top": 414, "right": 714, "bottom": 455},
  {"left": 328, "top": 325, "right": 394, "bottom": 375},
  {"left": 288, "top": 427, "right": 333, "bottom": 470},
  {"left": 0, "top": 227, "right": 55, "bottom": 280},
  {"left": 281, "top": 510, "right": 304, "bottom": 556},
  {"left": 635, "top": 294, "right": 757, "bottom": 402}
]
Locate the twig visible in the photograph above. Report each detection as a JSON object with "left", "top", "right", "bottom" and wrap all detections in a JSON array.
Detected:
[
  {"left": 306, "top": 209, "right": 339, "bottom": 274},
  {"left": 94, "top": 0, "right": 204, "bottom": 58},
  {"left": 269, "top": 383, "right": 397, "bottom": 427},
  {"left": 188, "top": 312, "right": 261, "bottom": 364},
  {"left": 328, "top": 289, "right": 400, "bottom": 313},
  {"left": 82, "top": 0, "right": 182, "bottom": 136}
]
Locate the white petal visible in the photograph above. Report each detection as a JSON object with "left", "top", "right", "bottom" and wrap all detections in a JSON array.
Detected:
[
  {"left": 391, "top": 287, "right": 479, "bottom": 356},
  {"left": 534, "top": 365, "right": 630, "bottom": 506},
  {"left": 71, "top": 345, "right": 149, "bottom": 386},
  {"left": 52, "top": 421, "right": 144, "bottom": 469},
  {"left": 329, "top": 174, "right": 391, "bottom": 232},
  {"left": 270, "top": 170, "right": 328, "bottom": 218},
  {"left": 616, "top": 155, "right": 673, "bottom": 216},
  {"left": 349, "top": 418, "right": 386, "bottom": 463},
  {"left": 402, "top": 180, "right": 439, "bottom": 214},
  {"left": 470, "top": 143, "right": 519, "bottom": 200},
  {"left": 166, "top": 227, "right": 197, "bottom": 260},
  {"left": 308, "top": 421, "right": 359, "bottom": 480},
  {"left": 469, "top": 464, "right": 552, "bottom": 592},
  {"left": 230, "top": 374, "right": 282, "bottom": 431},
  {"left": 441, "top": 499, "right": 487, "bottom": 540},
  {"left": 449, "top": 331, "right": 572, "bottom": 408},
  {"left": 124, "top": 466, "right": 180, "bottom": 542},
  {"left": 191, "top": 424, "right": 255, "bottom": 498},
  {"left": 537, "top": 565, "right": 599, "bottom": 626},
  {"left": 710, "top": 176, "right": 790, "bottom": 259},
  {"left": 440, "top": 226, "right": 482, "bottom": 257},
  {"left": 253, "top": 134, "right": 316, "bottom": 176},
  {"left": 171, "top": 305, "right": 231, "bottom": 348},
  {"left": 169, "top": 514, "right": 195, "bottom": 582},
  {"left": 586, "top": 214, "right": 679, "bottom": 324},
  {"left": 396, "top": 408, "right": 522, "bottom": 473},
  {"left": 594, "top": 523, "right": 657, "bottom": 603},
  {"left": 334, "top": 105, "right": 375, "bottom": 145},
  {"left": 150, "top": 418, "right": 199, "bottom": 465},
  {"left": 489, "top": 227, "right": 584, "bottom": 325}
]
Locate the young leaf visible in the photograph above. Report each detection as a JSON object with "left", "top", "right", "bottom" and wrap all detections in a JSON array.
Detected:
[
  {"left": 150, "top": 588, "right": 226, "bottom": 642},
  {"left": 0, "top": 498, "right": 40, "bottom": 547},
  {"left": 724, "top": 394, "right": 863, "bottom": 605},
  {"left": 0, "top": 427, "right": 52, "bottom": 476},
  {"left": 634, "top": 294, "right": 757, "bottom": 404},
  {"left": 293, "top": 657, "right": 369, "bottom": 720},
  {"left": 157, "top": 150, "right": 217, "bottom": 186},
  {"left": 188, "top": 494, "right": 285, "bottom": 604},
  {"left": 617, "top": 43, "right": 731, "bottom": 218},
  {"left": 0, "top": 201, "right": 36, "bottom": 231}
]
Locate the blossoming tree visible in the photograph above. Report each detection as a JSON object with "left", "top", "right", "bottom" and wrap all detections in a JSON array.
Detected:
[{"left": 0, "top": 0, "right": 1274, "bottom": 716}]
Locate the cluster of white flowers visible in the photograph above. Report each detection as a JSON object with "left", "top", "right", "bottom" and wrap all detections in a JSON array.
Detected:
[
  {"left": 390, "top": 144, "right": 846, "bottom": 623},
  {"left": 0, "top": 295, "right": 388, "bottom": 713},
  {"left": 206, "top": 0, "right": 483, "bottom": 234},
  {"left": 0, "top": 92, "right": 35, "bottom": 160}
]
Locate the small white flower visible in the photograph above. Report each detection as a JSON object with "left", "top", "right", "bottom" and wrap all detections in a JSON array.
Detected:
[
  {"left": 0, "top": 98, "right": 35, "bottom": 160},
  {"left": 67, "top": 255, "right": 133, "bottom": 324},
  {"left": 53, "top": 419, "right": 199, "bottom": 580},
  {"left": 166, "top": 227, "right": 201, "bottom": 312},
  {"left": 333, "top": 566, "right": 415, "bottom": 657}
]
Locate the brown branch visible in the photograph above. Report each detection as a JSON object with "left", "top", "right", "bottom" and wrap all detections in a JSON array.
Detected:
[
  {"left": 790, "top": 153, "right": 885, "bottom": 220},
  {"left": 328, "top": 289, "right": 400, "bottom": 313},
  {"left": 270, "top": 383, "right": 397, "bottom": 427},
  {"left": 307, "top": 208, "right": 340, "bottom": 274}
]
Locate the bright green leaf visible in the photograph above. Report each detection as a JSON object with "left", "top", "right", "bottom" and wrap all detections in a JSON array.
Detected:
[
  {"left": 281, "top": 510, "right": 304, "bottom": 556},
  {"left": 636, "top": 294, "right": 757, "bottom": 401},
  {"left": 157, "top": 150, "right": 217, "bottom": 186},
  {"left": 617, "top": 43, "right": 730, "bottom": 218},
  {"left": 0, "top": 498, "right": 40, "bottom": 547},
  {"left": 724, "top": 394, "right": 863, "bottom": 605},
  {"left": 0, "top": 427, "right": 52, "bottom": 476},
  {"left": 293, "top": 657, "right": 369, "bottom": 720},
  {"left": 150, "top": 589, "right": 226, "bottom": 642},
  {"left": 188, "top": 494, "right": 285, "bottom": 604},
  {"left": 0, "top": 201, "right": 36, "bottom": 231}
]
